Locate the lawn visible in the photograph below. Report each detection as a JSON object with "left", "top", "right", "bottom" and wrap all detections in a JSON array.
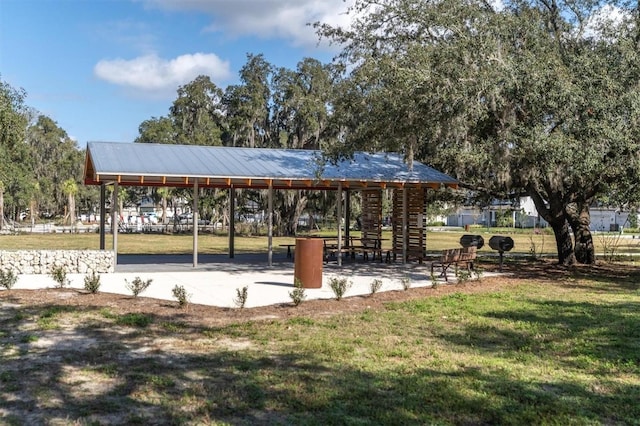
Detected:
[
  {"left": 2, "top": 228, "right": 639, "bottom": 258},
  {"left": 1, "top": 262, "right": 639, "bottom": 424}
]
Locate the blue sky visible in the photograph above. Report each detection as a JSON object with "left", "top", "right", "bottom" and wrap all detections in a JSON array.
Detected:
[{"left": 0, "top": 0, "right": 352, "bottom": 147}]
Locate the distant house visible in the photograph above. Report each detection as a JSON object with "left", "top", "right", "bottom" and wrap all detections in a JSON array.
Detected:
[
  {"left": 138, "top": 196, "right": 157, "bottom": 214},
  {"left": 589, "top": 207, "right": 633, "bottom": 231},
  {"left": 448, "top": 196, "right": 636, "bottom": 231},
  {"left": 447, "top": 197, "right": 546, "bottom": 228}
]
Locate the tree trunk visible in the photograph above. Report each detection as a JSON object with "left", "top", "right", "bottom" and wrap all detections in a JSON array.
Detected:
[
  {"left": 565, "top": 202, "right": 595, "bottom": 264},
  {"left": 68, "top": 193, "right": 76, "bottom": 226},
  {"left": 161, "top": 196, "right": 167, "bottom": 224},
  {"left": 0, "top": 188, "right": 4, "bottom": 231},
  {"left": 550, "top": 219, "right": 576, "bottom": 266},
  {"left": 289, "top": 195, "right": 308, "bottom": 236},
  {"left": 276, "top": 192, "right": 308, "bottom": 236},
  {"left": 527, "top": 185, "right": 575, "bottom": 265}
]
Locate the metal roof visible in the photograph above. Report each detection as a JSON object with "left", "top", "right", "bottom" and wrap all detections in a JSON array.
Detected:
[{"left": 84, "top": 141, "right": 458, "bottom": 190}]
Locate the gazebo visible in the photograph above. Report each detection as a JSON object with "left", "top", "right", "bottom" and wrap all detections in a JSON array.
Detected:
[{"left": 83, "top": 142, "right": 458, "bottom": 268}]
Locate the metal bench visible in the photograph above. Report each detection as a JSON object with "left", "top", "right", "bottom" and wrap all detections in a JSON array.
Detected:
[{"left": 431, "top": 246, "right": 477, "bottom": 281}]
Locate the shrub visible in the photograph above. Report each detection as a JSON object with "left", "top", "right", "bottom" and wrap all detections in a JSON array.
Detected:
[
  {"left": 400, "top": 276, "right": 411, "bottom": 291},
  {"left": 369, "top": 278, "right": 383, "bottom": 296},
  {"left": 456, "top": 269, "right": 471, "bottom": 284},
  {"left": 233, "top": 286, "right": 249, "bottom": 308},
  {"left": 430, "top": 271, "right": 439, "bottom": 289},
  {"left": 599, "top": 232, "right": 623, "bottom": 263},
  {"left": 125, "top": 277, "right": 152, "bottom": 297},
  {"left": 50, "top": 266, "right": 69, "bottom": 288},
  {"left": 0, "top": 269, "right": 17, "bottom": 290},
  {"left": 172, "top": 284, "right": 191, "bottom": 308},
  {"left": 473, "top": 267, "right": 484, "bottom": 281},
  {"left": 289, "top": 278, "right": 306, "bottom": 306},
  {"left": 529, "top": 233, "right": 546, "bottom": 261},
  {"left": 328, "top": 276, "right": 352, "bottom": 301},
  {"left": 83, "top": 271, "right": 101, "bottom": 294}
]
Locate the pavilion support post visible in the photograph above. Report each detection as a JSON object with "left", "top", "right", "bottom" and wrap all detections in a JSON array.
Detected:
[
  {"left": 402, "top": 186, "right": 408, "bottom": 264},
  {"left": 337, "top": 183, "right": 343, "bottom": 267},
  {"left": 267, "top": 181, "right": 273, "bottom": 268},
  {"left": 99, "top": 183, "right": 105, "bottom": 250},
  {"left": 345, "top": 189, "right": 351, "bottom": 248},
  {"left": 112, "top": 182, "right": 118, "bottom": 270},
  {"left": 229, "top": 186, "right": 235, "bottom": 258},
  {"left": 193, "top": 179, "right": 199, "bottom": 268}
]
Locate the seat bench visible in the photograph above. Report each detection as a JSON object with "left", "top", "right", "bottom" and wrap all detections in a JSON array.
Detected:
[{"left": 431, "top": 246, "right": 477, "bottom": 281}]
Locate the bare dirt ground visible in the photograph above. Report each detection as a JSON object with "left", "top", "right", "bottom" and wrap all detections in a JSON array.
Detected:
[
  {"left": 1, "top": 260, "right": 626, "bottom": 328},
  {"left": 1, "top": 260, "right": 638, "bottom": 424}
]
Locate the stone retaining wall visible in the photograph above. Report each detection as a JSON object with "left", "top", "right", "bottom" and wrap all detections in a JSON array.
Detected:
[{"left": 0, "top": 250, "right": 114, "bottom": 274}]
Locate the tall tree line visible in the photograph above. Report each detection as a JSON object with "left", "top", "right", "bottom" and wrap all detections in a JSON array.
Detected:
[
  {"left": 0, "top": 78, "right": 92, "bottom": 227},
  {"left": 136, "top": 54, "right": 337, "bottom": 150},
  {"left": 136, "top": 54, "right": 340, "bottom": 235}
]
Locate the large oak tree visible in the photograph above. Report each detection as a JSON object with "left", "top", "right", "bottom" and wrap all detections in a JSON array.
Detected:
[{"left": 318, "top": 0, "right": 640, "bottom": 264}]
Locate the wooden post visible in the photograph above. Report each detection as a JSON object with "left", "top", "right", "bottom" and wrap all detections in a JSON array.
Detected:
[
  {"left": 99, "top": 183, "right": 105, "bottom": 250},
  {"left": 345, "top": 189, "right": 351, "bottom": 247},
  {"left": 402, "top": 186, "right": 408, "bottom": 264},
  {"left": 337, "top": 183, "right": 343, "bottom": 267},
  {"left": 268, "top": 181, "right": 273, "bottom": 267},
  {"left": 229, "top": 186, "right": 235, "bottom": 258},
  {"left": 112, "top": 182, "right": 118, "bottom": 270},
  {"left": 193, "top": 179, "right": 199, "bottom": 267}
]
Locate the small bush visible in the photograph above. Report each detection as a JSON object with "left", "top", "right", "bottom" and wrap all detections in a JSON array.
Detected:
[
  {"left": 430, "top": 271, "right": 439, "bottom": 289},
  {"left": 50, "top": 266, "right": 69, "bottom": 288},
  {"left": 289, "top": 278, "right": 306, "bottom": 306},
  {"left": 0, "top": 270, "right": 18, "bottom": 290},
  {"left": 172, "top": 284, "right": 191, "bottom": 308},
  {"left": 599, "top": 232, "right": 623, "bottom": 263},
  {"left": 125, "top": 277, "right": 152, "bottom": 297},
  {"left": 83, "top": 271, "right": 101, "bottom": 294},
  {"left": 400, "top": 276, "right": 411, "bottom": 291},
  {"left": 473, "top": 267, "right": 484, "bottom": 281},
  {"left": 369, "top": 278, "right": 383, "bottom": 296},
  {"left": 529, "top": 233, "right": 546, "bottom": 260},
  {"left": 329, "top": 276, "right": 352, "bottom": 301},
  {"left": 233, "top": 286, "right": 249, "bottom": 308},
  {"left": 456, "top": 269, "right": 471, "bottom": 284}
]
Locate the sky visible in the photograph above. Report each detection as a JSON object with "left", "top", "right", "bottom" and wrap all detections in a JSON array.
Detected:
[{"left": 0, "top": 0, "right": 353, "bottom": 147}]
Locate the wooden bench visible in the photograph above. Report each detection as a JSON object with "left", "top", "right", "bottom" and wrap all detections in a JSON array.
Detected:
[
  {"left": 322, "top": 239, "right": 346, "bottom": 261},
  {"left": 354, "top": 237, "right": 383, "bottom": 261},
  {"left": 431, "top": 246, "right": 477, "bottom": 281}
]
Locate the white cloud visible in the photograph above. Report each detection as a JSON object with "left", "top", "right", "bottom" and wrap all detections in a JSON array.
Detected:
[
  {"left": 142, "top": 0, "right": 354, "bottom": 48},
  {"left": 583, "top": 4, "right": 628, "bottom": 40},
  {"left": 94, "top": 53, "right": 232, "bottom": 91}
]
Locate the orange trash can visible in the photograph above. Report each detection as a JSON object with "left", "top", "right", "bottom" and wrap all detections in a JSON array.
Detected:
[{"left": 294, "top": 238, "right": 323, "bottom": 288}]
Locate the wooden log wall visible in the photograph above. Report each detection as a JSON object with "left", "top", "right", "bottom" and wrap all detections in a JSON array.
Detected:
[
  {"left": 361, "top": 189, "right": 383, "bottom": 241},
  {"left": 392, "top": 187, "right": 426, "bottom": 262}
]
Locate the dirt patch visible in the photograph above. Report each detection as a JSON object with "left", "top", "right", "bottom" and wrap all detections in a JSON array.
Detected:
[
  {"left": 3, "top": 260, "right": 630, "bottom": 328},
  {"left": 1, "top": 260, "right": 637, "bottom": 424}
]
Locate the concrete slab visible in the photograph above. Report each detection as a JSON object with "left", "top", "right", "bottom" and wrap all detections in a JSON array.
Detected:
[{"left": 8, "top": 254, "right": 496, "bottom": 309}]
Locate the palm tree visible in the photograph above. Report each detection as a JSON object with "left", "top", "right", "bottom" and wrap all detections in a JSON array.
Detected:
[
  {"left": 0, "top": 180, "right": 5, "bottom": 230},
  {"left": 156, "top": 187, "right": 171, "bottom": 224},
  {"left": 62, "top": 179, "right": 78, "bottom": 227}
]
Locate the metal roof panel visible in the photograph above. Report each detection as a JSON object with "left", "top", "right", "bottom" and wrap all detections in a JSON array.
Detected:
[{"left": 85, "top": 142, "right": 457, "bottom": 186}]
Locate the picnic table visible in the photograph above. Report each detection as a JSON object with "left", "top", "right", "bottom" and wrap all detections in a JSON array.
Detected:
[{"left": 321, "top": 236, "right": 387, "bottom": 262}]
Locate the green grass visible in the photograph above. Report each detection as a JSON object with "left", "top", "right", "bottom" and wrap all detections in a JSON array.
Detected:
[
  {"left": 3, "top": 228, "right": 640, "bottom": 259},
  {"left": 0, "top": 267, "right": 638, "bottom": 424}
]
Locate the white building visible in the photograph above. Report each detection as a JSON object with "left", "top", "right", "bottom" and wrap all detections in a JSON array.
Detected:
[
  {"left": 447, "top": 197, "right": 546, "bottom": 228},
  {"left": 448, "top": 197, "right": 636, "bottom": 231}
]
